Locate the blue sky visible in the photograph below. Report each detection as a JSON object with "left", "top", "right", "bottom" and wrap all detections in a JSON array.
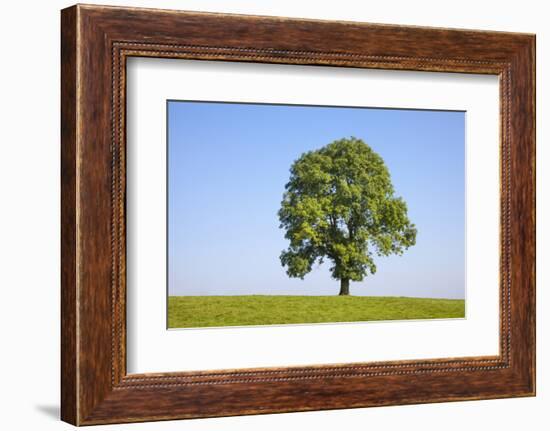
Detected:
[{"left": 168, "top": 101, "right": 465, "bottom": 299}]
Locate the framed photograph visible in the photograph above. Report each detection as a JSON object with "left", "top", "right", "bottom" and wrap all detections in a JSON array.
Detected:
[{"left": 61, "top": 4, "right": 535, "bottom": 425}]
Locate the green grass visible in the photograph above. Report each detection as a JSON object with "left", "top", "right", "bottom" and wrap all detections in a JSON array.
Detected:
[{"left": 168, "top": 295, "right": 465, "bottom": 329}]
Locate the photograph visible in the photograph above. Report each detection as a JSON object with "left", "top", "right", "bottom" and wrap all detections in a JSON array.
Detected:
[
  {"left": 52, "top": 3, "right": 536, "bottom": 426},
  {"left": 167, "top": 101, "right": 466, "bottom": 328}
]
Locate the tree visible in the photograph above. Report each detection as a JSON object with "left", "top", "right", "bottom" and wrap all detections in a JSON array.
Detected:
[{"left": 278, "top": 137, "right": 417, "bottom": 296}]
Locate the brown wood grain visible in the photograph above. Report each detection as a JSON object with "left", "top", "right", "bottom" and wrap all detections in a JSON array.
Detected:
[
  {"left": 61, "top": 4, "right": 535, "bottom": 425},
  {"left": 60, "top": 5, "right": 78, "bottom": 425}
]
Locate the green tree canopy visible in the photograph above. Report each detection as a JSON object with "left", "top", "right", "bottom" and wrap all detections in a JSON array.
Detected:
[{"left": 278, "top": 137, "right": 417, "bottom": 295}]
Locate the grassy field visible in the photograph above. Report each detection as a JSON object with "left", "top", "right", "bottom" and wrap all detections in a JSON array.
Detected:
[{"left": 168, "top": 295, "right": 465, "bottom": 329}]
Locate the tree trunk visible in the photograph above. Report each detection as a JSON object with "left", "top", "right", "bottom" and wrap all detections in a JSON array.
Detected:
[{"left": 339, "top": 278, "right": 350, "bottom": 296}]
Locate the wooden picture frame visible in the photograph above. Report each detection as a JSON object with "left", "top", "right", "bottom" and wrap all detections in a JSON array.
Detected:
[{"left": 61, "top": 4, "right": 535, "bottom": 425}]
